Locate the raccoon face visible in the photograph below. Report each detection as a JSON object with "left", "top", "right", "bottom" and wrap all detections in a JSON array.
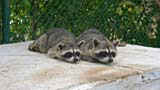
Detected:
[
  {"left": 47, "top": 43, "right": 81, "bottom": 63},
  {"left": 90, "top": 38, "right": 117, "bottom": 63}
]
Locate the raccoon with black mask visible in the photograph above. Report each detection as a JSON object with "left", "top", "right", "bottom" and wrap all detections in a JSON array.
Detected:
[
  {"left": 28, "top": 28, "right": 82, "bottom": 63},
  {"left": 77, "top": 29, "right": 119, "bottom": 64}
]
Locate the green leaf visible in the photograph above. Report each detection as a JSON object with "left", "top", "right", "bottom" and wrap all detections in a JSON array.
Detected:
[
  {"left": 134, "top": 6, "right": 143, "bottom": 14},
  {"left": 21, "top": 0, "right": 31, "bottom": 8}
]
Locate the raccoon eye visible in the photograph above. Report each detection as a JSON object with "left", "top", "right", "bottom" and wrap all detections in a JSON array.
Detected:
[
  {"left": 63, "top": 52, "right": 73, "bottom": 58},
  {"left": 111, "top": 52, "right": 116, "bottom": 57},
  {"left": 75, "top": 51, "right": 80, "bottom": 57},
  {"left": 96, "top": 51, "right": 107, "bottom": 58}
]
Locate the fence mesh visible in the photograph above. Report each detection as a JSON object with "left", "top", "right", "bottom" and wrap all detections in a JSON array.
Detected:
[{"left": 8, "top": 0, "right": 160, "bottom": 47}]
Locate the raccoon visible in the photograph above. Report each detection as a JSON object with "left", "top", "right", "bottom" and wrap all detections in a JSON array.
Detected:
[
  {"left": 77, "top": 29, "right": 118, "bottom": 64},
  {"left": 28, "top": 28, "right": 81, "bottom": 63}
]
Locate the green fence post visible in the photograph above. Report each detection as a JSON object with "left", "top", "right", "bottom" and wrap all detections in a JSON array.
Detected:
[{"left": 2, "top": 0, "right": 10, "bottom": 44}]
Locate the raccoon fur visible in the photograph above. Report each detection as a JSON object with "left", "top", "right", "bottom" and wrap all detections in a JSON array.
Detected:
[
  {"left": 28, "top": 28, "right": 81, "bottom": 63},
  {"left": 77, "top": 29, "right": 118, "bottom": 64}
]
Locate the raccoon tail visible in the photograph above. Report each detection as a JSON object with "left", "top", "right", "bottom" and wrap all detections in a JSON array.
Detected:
[{"left": 28, "top": 41, "right": 38, "bottom": 51}]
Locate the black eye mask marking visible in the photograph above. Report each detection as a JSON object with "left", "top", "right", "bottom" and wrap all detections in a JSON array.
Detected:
[
  {"left": 63, "top": 51, "right": 81, "bottom": 58},
  {"left": 63, "top": 52, "right": 73, "bottom": 58},
  {"left": 95, "top": 51, "right": 108, "bottom": 58},
  {"left": 107, "top": 47, "right": 116, "bottom": 58},
  {"left": 111, "top": 51, "right": 116, "bottom": 57},
  {"left": 95, "top": 50, "right": 116, "bottom": 58},
  {"left": 75, "top": 51, "right": 80, "bottom": 57}
]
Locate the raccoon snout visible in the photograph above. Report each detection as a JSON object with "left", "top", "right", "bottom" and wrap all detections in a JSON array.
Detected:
[
  {"left": 73, "top": 58, "right": 80, "bottom": 63},
  {"left": 108, "top": 58, "right": 113, "bottom": 63}
]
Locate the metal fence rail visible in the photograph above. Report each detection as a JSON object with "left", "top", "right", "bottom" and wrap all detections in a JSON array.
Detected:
[
  {"left": 2, "top": 0, "right": 10, "bottom": 44},
  {"left": 1, "top": 0, "right": 160, "bottom": 47}
]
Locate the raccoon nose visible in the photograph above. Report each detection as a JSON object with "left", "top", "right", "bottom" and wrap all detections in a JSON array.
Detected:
[
  {"left": 108, "top": 58, "right": 113, "bottom": 63},
  {"left": 73, "top": 58, "right": 79, "bottom": 63}
]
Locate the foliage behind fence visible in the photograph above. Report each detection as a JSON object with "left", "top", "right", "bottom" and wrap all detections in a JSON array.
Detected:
[{"left": 9, "top": 0, "right": 160, "bottom": 47}]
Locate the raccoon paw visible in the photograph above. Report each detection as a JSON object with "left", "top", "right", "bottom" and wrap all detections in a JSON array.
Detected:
[{"left": 81, "top": 55, "right": 99, "bottom": 63}]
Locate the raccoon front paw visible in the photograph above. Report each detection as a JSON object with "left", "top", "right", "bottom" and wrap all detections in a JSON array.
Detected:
[{"left": 81, "top": 55, "right": 99, "bottom": 63}]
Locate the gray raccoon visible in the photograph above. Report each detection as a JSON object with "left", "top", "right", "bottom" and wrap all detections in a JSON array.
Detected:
[
  {"left": 28, "top": 28, "right": 81, "bottom": 63},
  {"left": 77, "top": 29, "right": 118, "bottom": 64}
]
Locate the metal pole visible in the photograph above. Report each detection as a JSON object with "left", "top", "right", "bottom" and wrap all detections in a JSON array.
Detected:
[{"left": 2, "top": 0, "right": 10, "bottom": 44}]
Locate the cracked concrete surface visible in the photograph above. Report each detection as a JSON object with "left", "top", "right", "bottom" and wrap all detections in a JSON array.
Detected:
[{"left": 0, "top": 41, "right": 160, "bottom": 90}]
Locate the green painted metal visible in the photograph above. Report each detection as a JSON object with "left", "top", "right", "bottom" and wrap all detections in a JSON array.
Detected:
[{"left": 2, "top": 0, "right": 10, "bottom": 44}]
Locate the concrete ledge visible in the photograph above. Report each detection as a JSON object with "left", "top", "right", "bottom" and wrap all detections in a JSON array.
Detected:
[{"left": 0, "top": 41, "right": 160, "bottom": 90}]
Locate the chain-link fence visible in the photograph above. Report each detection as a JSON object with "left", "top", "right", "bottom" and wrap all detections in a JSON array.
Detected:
[{"left": 4, "top": 0, "right": 160, "bottom": 47}]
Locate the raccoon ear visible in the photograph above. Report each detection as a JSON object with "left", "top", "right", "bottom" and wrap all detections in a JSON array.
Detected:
[
  {"left": 112, "top": 40, "right": 119, "bottom": 47},
  {"left": 57, "top": 43, "right": 65, "bottom": 50},
  {"left": 93, "top": 38, "right": 100, "bottom": 47},
  {"left": 77, "top": 40, "right": 85, "bottom": 48}
]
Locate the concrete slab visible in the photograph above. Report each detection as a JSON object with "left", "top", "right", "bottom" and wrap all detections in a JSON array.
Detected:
[{"left": 0, "top": 41, "right": 160, "bottom": 90}]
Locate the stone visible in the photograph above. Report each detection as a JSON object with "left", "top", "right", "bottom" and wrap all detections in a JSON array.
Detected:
[{"left": 0, "top": 41, "right": 160, "bottom": 90}]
